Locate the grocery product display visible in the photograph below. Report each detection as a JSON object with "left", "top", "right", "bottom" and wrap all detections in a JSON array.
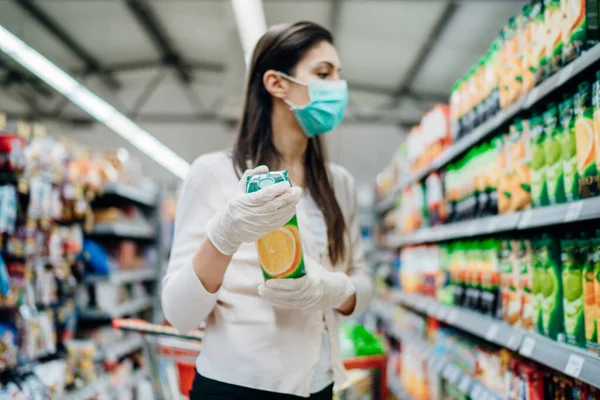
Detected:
[
  {"left": 372, "top": 1, "right": 600, "bottom": 398},
  {"left": 0, "top": 115, "right": 162, "bottom": 397}
]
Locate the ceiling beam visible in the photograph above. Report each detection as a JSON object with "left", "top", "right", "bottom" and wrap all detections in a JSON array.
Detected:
[
  {"left": 329, "top": 0, "right": 342, "bottom": 35},
  {"left": 391, "top": 0, "right": 459, "bottom": 107},
  {"left": 14, "top": 0, "right": 121, "bottom": 91},
  {"left": 72, "top": 59, "right": 225, "bottom": 77},
  {"left": 0, "top": 57, "right": 53, "bottom": 98},
  {"left": 125, "top": 0, "right": 192, "bottom": 84}
]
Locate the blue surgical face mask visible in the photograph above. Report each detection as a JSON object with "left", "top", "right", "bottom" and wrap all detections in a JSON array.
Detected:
[{"left": 277, "top": 71, "right": 348, "bottom": 137}]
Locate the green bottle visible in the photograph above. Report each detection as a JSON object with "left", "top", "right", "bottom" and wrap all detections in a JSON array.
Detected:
[{"left": 530, "top": 114, "right": 549, "bottom": 207}]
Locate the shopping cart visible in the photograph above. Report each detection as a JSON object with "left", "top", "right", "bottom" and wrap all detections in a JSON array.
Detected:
[{"left": 112, "top": 318, "right": 388, "bottom": 400}]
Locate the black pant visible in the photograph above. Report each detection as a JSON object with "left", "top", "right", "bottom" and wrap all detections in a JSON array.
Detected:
[{"left": 189, "top": 372, "right": 334, "bottom": 400}]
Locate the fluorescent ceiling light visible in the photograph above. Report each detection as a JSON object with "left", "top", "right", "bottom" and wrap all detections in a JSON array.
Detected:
[
  {"left": 231, "top": 0, "right": 267, "bottom": 65},
  {"left": 0, "top": 24, "right": 190, "bottom": 180}
]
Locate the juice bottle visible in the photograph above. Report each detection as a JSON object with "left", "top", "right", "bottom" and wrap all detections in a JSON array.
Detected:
[
  {"left": 493, "top": 135, "right": 508, "bottom": 214},
  {"left": 559, "top": 97, "right": 580, "bottom": 201},
  {"left": 574, "top": 81, "right": 600, "bottom": 198},
  {"left": 530, "top": 114, "right": 550, "bottom": 207},
  {"left": 518, "top": 239, "right": 535, "bottom": 330},
  {"left": 532, "top": 238, "right": 544, "bottom": 333},
  {"left": 539, "top": 236, "right": 564, "bottom": 341},
  {"left": 488, "top": 39, "right": 502, "bottom": 117},
  {"left": 509, "top": 119, "right": 532, "bottom": 211},
  {"left": 561, "top": 0, "right": 600, "bottom": 65},
  {"left": 503, "top": 18, "right": 522, "bottom": 107},
  {"left": 593, "top": 230, "right": 600, "bottom": 347},
  {"left": 561, "top": 237, "right": 586, "bottom": 347},
  {"left": 592, "top": 71, "right": 600, "bottom": 191},
  {"left": 500, "top": 239, "right": 520, "bottom": 324},
  {"left": 483, "top": 143, "right": 498, "bottom": 216},
  {"left": 545, "top": 0, "right": 564, "bottom": 76},
  {"left": 580, "top": 233, "right": 598, "bottom": 352},
  {"left": 543, "top": 103, "right": 567, "bottom": 204},
  {"left": 520, "top": 4, "right": 536, "bottom": 95},
  {"left": 481, "top": 239, "right": 501, "bottom": 318},
  {"left": 450, "top": 80, "right": 461, "bottom": 141},
  {"left": 532, "top": 0, "right": 548, "bottom": 84},
  {"left": 246, "top": 171, "right": 305, "bottom": 279}
]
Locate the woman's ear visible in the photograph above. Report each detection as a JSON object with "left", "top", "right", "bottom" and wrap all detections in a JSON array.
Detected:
[{"left": 263, "top": 70, "right": 287, "bottom": 99}]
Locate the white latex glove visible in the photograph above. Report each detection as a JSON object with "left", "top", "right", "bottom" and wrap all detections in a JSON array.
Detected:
[
  {"left": 207, "top": 166, "right": 302, "bottom": 255},
  {"left": 258, "top": 256, "right": 356, "bottom": 311}
]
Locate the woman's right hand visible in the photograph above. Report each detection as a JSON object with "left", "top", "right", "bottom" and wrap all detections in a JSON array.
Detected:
[{"left": 207, "top": 166, "right": 302, "bottom": 255}]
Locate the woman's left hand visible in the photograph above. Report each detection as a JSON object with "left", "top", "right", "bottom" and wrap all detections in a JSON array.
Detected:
[{"left": 258, "top": 257, "right": 355, "bottom": 311}]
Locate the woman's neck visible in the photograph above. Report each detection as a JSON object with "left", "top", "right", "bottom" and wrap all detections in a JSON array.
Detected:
[{"left": 271, "top": 102, "right": 308, "bottom": 187}]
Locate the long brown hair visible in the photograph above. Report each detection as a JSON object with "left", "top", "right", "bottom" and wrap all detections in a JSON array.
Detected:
[{"left": 232, "top": 21, "right": 346, "bottom": 264}]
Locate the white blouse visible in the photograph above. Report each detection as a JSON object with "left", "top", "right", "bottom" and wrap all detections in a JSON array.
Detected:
[
  {"left": 300, "top": 193, "right": 333, "bottom": 393},
  {"left": 161, "top": 152, "right": 373, "bottom": 398}
]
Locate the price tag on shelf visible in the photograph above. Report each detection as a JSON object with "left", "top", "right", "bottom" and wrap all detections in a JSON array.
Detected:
[
  {"left": 427, "top": 302, "right": 439, "bottom": 316},
  {"left": 437, "top": 306, "right": 449, "bottom": 321},
  {"left": 458, "top": 375, "right": 471, "bottom": 393},
  {"left": 564, "top": 354, "right": 585, "bottom": 378},
  {"left": 507, "top": 334, "right": 521, "bottom": 350},
  {"left": 486, "top": 216, "right": 501, "bottom": 233},
  {"left": 467, "top": 221, "right": 479, "bottom": 236},
  {"left": 519, "top": 210, "right": 533, "bottom": 229},
  {"left": 557, "top": 63, "right": 575, "bottom": 87},
  {"left": 485, "top": 324, "right": 500, "bottom": 342},
  {"left": 447, "top": 309, "right": 459, "bottom": 325},
  {"left": 564, "top": 201, "right": 583, "bottom": 223},
  {"left": 520, "top": 337, "right": 536, "bottom": 357}
]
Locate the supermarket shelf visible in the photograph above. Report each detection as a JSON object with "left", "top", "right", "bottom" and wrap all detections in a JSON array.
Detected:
[
  {"left": 98, "top": 183, "right": 157, "bottom": 207},
  {"left": 65, "top": 369, "right": 147, "bottom": 400},
  {"left": 90, "top": 222, "right": 155, "bottom": 240},
  {"left": 65, "top": 375, "right": 110, "bottom": 400},
  {"left": 83, "top": 268, "right": 158, "bottom": 285},
  {"left": 384, "top": 290, "right": 600, "bottom": 389},
  {"left": 381, "top": 196, "right": 600, "bottom": 248},
  {"left": 78, "top": 297, "right": 153, "bottom": 320},
  {"left": 375, "top": 43, "right": 600, "bottom": 214},
  {"left": 100, "top": 335, "right": 144, "bottom": 361}
]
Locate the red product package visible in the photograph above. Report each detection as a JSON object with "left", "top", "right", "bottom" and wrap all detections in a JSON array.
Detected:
[
  {"left": 0, "top": 134, "right": 25, "bottom": 172},
  {"left": 518, "top": 362, "right": 544, "bottom": 400}
]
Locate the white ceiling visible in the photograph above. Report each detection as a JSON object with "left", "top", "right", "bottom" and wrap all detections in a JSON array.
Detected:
[{"left": 0, "top": 0, "right": 527, "bottom": 186}]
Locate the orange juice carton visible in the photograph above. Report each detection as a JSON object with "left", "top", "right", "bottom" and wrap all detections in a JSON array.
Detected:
[
  {"left": 246, "top": 171, "right": 305, "bottom": 279},
  {"left": 561, "top": 0, "right": 600, "bottom": 65},
  {"left": 593, "top": 71, "right": 600, "bottom": 191},
  {"left": 519, "top": 4, "right": 536, "bottom": 95},
  {"left": 532, "top": 0, "right": 549, "bottom": 84},
  {"left": 545, "top": 0, "right": 564, "bottom": 76},
  {"left": 574, "top": 81, "right": 600, "bottom": 197},
  {"left": 508, "top": 119, "right": 532, "bottom": 211}
]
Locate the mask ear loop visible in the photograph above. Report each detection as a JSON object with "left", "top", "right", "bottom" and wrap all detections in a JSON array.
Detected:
[{"left": 276, "top": 71, "right": 309, "bottom": 110}]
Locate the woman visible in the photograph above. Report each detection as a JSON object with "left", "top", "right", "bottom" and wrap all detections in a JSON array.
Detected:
[{"left": 162, "top": 21, "right": 373, "bottom": 399}]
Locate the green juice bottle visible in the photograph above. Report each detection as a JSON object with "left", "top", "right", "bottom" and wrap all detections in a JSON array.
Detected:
[
  {"left": 530, "top": 114, "right": 550, "bottom": 207},
  {"left": 561, "top": 237, "right": 586, "bottom": 347},
  {"left": 246, "top": 171, "right": 306, "bottom": 279},
  {"left": 532, "top": 238, "right": 544, "bottom": 334},
  {"left": 580, "top": 233, "right": 599, "bottom": 352},
  {"left": 543, "top": 103, "right": 566, "bottom": 204},
  {"left": 559, "top": 97, "right": 580, "bottom": 201},
  {"left": 539, "top": 236, "right": 564, "bottom": 341}
]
